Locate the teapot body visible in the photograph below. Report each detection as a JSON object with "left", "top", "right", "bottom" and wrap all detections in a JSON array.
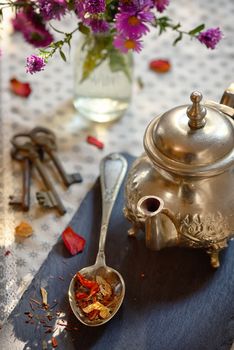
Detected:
[{"left": 124, "top": 153, "right": 234, "bottom": 267}]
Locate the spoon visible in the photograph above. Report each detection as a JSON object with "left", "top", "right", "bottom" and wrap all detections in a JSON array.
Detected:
[{"left": 68, "top": 153, "right": 128, "bottom": 326}]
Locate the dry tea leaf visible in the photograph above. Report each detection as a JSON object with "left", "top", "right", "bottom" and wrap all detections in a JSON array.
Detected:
[
  {"left": 15, "top": 221, "right": 33, "bottom": 238},
  {"left": 96, "top": 276, "right": 112, "bottom": 297}
]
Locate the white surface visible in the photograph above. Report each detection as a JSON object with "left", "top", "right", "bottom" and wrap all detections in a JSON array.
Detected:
[{"left": 0, "top": 0, "right": 234, "bottom": 333}]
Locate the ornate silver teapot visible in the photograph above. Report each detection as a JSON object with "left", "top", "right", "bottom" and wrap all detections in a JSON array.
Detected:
[{"left": 124, "top": 86, "right": 234, "bottom": 268}]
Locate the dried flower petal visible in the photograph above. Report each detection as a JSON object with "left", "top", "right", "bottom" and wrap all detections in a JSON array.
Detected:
[
  {"left": 82, "top": 301, "right": 110, "bottom": 319},
  {"left": 149, "top": 59, "right": 171, "bottom": 73},
  {"left": 10, "top": 78, "right": 32, "bottom": 97},
  {"left": 62, "top": 226, "right": 86, "bottom": 255},
  {"left": 15, "top": 221, "right": 33, "bottom": 238},
  {"left": 86, "top": 136, "right": 104, "bottom": 149}
]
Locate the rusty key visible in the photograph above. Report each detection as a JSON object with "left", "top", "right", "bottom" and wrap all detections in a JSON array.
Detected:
[
  {"left": 30, "top": 127, "right": 83, "bottom": 187},
  {"left": 11, "top": 138, "right": 66, "bottom": 215},
  {"left": 9, "top": 147, "right": 32, "bottom": 211}
]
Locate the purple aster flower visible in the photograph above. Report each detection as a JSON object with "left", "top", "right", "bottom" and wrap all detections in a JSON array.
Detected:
[
  {"left": 26, "top": 55, "right": 46, "bottom": 74},
  {"left": 154, "top": 0, "right": 170, "bottom": 13},
  {"left": 12, "top": 7, "right": 44, "bottom": 32},
  {"left": 12, "top": 12, "right": 29, "bottom": 31},
  {"left": 74, "top": 0, "right": 86, "bottom": 19},
  {"left": 119, "top": 0, "right": 154, "bottom": 13},
  {"left": 87, "top": 18, "right": 110, "bottom": 33},
  {"left": 114, "top": 34, "right": 143, "bottom": 53},
  {"left": 115, "top": 11, "right": 151, "bottom": 38},
  {"left": 85, "top": 0, "right": 106, "bottom": 14},
  {"left": 37, "top": 0, "right": 67, "bottom": 20},
  {"left": 115, "top": 0, "right": 154, "bottom": 40},
  {"left": 23, "top": 26, "right": 54, "bottom": 47},
  {"left": 197, "top": 27, "right": 223, "bottom": 49}
]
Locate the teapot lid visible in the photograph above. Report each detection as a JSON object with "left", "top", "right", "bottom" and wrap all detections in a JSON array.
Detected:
[{"left": 144, "top": 91, "right": 234, "bottom": 177}]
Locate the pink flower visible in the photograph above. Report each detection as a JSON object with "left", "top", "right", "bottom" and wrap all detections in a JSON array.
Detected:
[
  {"left": 197, "top": 27, "right": 223, "bottom": 49},
  {"left": 26, "top": 55, "right": 46, "bottom": 74},
  {"left": 114, "top": 35, "right": 143, "bottom": 53}
]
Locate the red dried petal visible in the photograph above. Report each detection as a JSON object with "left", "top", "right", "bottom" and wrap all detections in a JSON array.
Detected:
[
  {"left": 62, "top": 227, "right": 86, "bottom": 256},
  {"left": 76, "top": 273, "right": 98, "bottom": 289},
  {"left": 149, "top": 59, "right": 171, "bottom": 73},
  {"left": 75, "top": 292, "right": 89, "bottom": 300},
  {"left": 86, "top": 136, "right": 104, "bottom": 149},
  {"left": 10, "top": 78, "right": 32, "bottom": 97}
]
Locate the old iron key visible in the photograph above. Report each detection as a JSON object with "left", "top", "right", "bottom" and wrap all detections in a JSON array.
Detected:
[
  {"left": 30, "top": 127, "right": 82, "bottom": 187},
  {"left": 9, "top": 147, "right": 32, "bottom": 211},
  {"left": 11, "top": 139, "right": 66, "bottom": 215}
]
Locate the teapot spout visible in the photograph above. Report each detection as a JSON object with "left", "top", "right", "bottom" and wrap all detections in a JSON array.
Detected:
[{"left": 137, "top": 196, "right": 179, "bottom": 251}]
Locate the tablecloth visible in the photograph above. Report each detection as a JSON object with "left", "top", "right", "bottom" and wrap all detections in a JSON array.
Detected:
[{"left": 0, "top": 0, "right": 234, "bottom": 346}]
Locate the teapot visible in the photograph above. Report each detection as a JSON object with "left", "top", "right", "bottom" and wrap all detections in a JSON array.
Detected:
[{"left": 124, "top": 85, "right": 234, "bottom": 268}]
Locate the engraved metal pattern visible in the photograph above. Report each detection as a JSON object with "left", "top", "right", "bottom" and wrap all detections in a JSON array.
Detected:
[{"left": 178, "top": 212, "right": 230, "bottom": 246}]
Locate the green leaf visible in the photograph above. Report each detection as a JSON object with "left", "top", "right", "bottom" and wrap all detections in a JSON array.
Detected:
[
  {"left": 173, "top": 32, "right": 183, "bottom": 46},
  {"left": 188, "top": 24, "right": 205, "bottom": 36},
  {"left": 59, "top": 50, "right": 67, "bottom": 62},
  {"left": 172, "top": 23, "right": 181, "bottom": 30},
  {"left": 78, "top": 23, "right": 90, "bottom": 35}
]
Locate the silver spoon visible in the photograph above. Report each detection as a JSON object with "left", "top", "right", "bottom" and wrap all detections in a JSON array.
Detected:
[{"left": 68, "top": 153, "right": 128, "bottom": 326}]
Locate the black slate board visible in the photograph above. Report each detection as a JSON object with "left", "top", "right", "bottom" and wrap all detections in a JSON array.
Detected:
[{"left": 1, "top": 154, "right": 234, "bottom": 350}]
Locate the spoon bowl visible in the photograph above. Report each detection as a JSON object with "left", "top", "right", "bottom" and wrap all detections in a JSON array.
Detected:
[
  {"left": 69, "top": 265, "right": 125, "bottom": 326},
  {"left": 68, "top": 153, "right": 127, "bottom": 326}
]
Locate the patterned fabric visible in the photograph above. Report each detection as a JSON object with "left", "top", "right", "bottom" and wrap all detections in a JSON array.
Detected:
[{"left": 0, "top": 0, "right": 234, "bottom": 332}]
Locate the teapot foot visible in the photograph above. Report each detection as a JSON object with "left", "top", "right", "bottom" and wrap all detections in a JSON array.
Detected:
[
  {"left": 207, "top": 250, "right": 220, "bottom": 268},
  {"left": 128, "top": 224, "right": 139, "bottom": 237}
]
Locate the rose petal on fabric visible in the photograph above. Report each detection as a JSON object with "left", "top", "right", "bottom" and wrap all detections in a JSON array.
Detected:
[
  {"left": 86, "top": 136, "right": 104, "bottom": 149},
  {"left": 10, "top": 78, "right": 32, "bottom": 97},
  {"left": 149, "top": 59, "right": 171, "bottom": 73},
  {"left": 62, "top": 226, "right": 86, "bottom": 255}
]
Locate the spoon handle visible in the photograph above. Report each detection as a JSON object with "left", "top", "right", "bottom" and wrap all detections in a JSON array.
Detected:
[{"left": 95, "top": 153, "right": 128, "bottom": 266}]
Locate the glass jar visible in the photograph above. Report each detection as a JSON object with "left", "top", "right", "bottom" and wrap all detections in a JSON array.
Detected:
[{"left": 73, "top": 33, "right": 133, "bottom": 123}]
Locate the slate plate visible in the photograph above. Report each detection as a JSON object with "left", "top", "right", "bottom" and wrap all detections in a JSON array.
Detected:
[{"left": 1, "top": 154, "right": 234, "bottom": 350}]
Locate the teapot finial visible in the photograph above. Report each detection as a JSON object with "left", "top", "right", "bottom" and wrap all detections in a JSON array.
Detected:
[{"left": 187, "top": 91, "right": 207, "bottom": 129}]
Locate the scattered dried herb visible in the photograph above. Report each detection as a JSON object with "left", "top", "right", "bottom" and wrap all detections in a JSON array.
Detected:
[
  {"left": 74, "top": 273, "right": 118, "bottom": 322},
  {"left": 24, "top": 287, "right": 79, "bottom": 336},
  {"left": 86, "top": 136, "right": 104, "bottom": 150},
  {"left": 62, "top": 226, "right": 86, "bottom": 256},
  {"left": 51, "top": 337, "right": 58, "bottom": 348},
  {"left": 40, "top": 287, "right": 48, "bottom": 306},
  {"left": 15, "top": 221, "right": 33, "bottom": 238},
  {"left": 149, "top": 59, "right": 171, "bottom": 73},
  {"left": 10, "top": 77, "right": 32, "bottom": 97}
]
